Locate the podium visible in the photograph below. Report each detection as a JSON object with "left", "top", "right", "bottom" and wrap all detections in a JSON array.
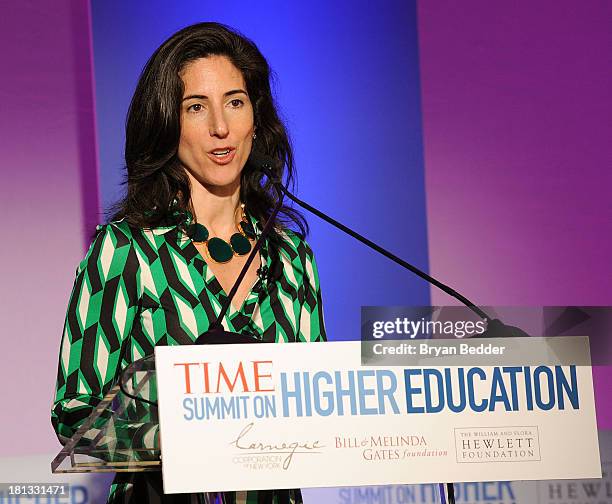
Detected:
[
  {"left": 52, "top": 336, "right": 600, "bottom": 504},
  {"left": 51, "top": 354, "right": 161, "bottom": 475},
  {"left": 51, "top": 351, "right": 308, "bottom": 503},
  {"left": 51, "top": 331, "right": 310, "bottom": 503},
  {"left": 52, "top": 329, "right": 261, "bottom": 475}
]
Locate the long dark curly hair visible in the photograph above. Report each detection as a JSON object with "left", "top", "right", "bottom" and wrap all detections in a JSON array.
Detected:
[{"left": 109, "top": 22, "right": 307, "bottom": 238}]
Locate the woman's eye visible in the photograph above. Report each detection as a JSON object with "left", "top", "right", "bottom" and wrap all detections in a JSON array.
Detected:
[
  {"left": 229, "top": 99, "right": 244, "bottom": 108},
  {"left": 188, "top": 103, "right": 203, "bottom": 113}
]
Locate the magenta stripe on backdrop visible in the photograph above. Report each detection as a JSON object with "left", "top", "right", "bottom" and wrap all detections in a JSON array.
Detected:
[
  {"left": 418, "top": 1, "right": 612, "bottom": 427},
  {"left": 0, "top": 0, "right": 99, "bottom": 455}
]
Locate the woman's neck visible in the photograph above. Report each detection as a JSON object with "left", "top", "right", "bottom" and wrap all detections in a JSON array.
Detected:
[{"left": 188, "top": 175, "right": 241, "bottom": 238}]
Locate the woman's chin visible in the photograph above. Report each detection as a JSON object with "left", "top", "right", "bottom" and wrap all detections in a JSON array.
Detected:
[
  {"left": 187, "top": 168, "right": 242, "bottom": 193},
  {"left": 202, "top": 175, "right": 242, "bottom": 193}
]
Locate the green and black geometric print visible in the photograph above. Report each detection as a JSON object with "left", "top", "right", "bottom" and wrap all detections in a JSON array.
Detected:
[{"left": 52, "top": 215, "right": 326, "bottom": 503}]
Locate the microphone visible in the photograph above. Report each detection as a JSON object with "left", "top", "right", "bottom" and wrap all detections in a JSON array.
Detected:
[{"left": 247, "top": 152, "right": 529, "bottom": 339}]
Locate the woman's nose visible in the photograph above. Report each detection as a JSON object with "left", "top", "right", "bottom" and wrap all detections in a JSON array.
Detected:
[{"left": 209, "top": 108, "right": 229, "bottom": 138}]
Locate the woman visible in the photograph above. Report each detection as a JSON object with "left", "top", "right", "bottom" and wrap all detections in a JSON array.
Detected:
[{"left": 52, "top": 22, "right": 326, "bottom": 503}]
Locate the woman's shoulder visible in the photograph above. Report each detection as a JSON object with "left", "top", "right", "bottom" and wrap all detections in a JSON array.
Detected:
[
  {"left": 75, "top": 220, "right": 142, "bottom": 277},
  {"left": 84, "top": 220, "right": 164, "bottom": 264},
  {"left": 94, "top": 219, "right": 179, "bottom": 244},
  {"left": 274, "top": 227, "right": 316, "bottom": 258},
  {"left": 270, "top": 227, "right": 322, "bottom": 284},
  {"left": 248, "top": 213, "right": 314, "bottom": 259},
  {"left": 94, "top": 219, "right": 136, "bottom": 241}
]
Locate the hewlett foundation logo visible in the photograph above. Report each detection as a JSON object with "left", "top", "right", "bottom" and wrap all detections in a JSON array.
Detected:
[{"left": 455, "top": 426, "right": 540, "bottom": 463}]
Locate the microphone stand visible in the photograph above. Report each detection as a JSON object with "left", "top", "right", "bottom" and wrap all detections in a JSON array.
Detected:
[
  {"left": 255, "top": 160, "right": 487, "bottom": 321},
  {"left": 252, "top": 159, "right": 459, "bottom": 504},
  {"left": 195, "top": 152, "right": 529, "bottom": 502},
  {"left": 253, "top": 157, "right": 529, "bottom": 339},
  {"left": 193, "top": 178, "right": 285, "bottom": 345}
]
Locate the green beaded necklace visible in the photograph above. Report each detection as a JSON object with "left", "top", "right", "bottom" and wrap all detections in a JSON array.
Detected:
[{"left": 187, "top": 205, "right": 257, "bottom": 263}]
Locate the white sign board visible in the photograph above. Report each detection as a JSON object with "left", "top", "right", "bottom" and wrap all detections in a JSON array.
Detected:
[{"left": 155, "top": 339, "right": 600, "bottom": 494}]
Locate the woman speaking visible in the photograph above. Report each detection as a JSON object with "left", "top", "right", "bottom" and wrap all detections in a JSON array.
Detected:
[{"left": 52, "top": 22, "right": 326, "bottom": 503}]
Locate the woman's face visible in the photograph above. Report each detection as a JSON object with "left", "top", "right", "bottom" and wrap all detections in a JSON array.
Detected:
[{"left": 178, "top": 55, "right": 254, "bottom": 190}]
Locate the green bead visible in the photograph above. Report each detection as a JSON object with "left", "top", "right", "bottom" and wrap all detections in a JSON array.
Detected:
[
  {"left": 230, "top": 233, "right": 252, "bottom": 255},
  {"left": 189, "top": 223, "right": 209, "bottom": 242},
  {"left": 240, "top": 220, "right": 256, "bottom": 239},
  {"left": 207, "top": 237, "right": 233, "bottom": 262}
]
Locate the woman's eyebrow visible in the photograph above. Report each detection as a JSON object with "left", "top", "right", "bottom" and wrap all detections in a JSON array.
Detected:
[{"left": 182, "top": 89, "right": 247, "bottom": 102}]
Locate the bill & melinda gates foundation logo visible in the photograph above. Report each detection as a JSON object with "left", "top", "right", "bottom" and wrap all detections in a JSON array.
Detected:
[{"left": 334, "top": 434, "right": 448, "bottom": 462}]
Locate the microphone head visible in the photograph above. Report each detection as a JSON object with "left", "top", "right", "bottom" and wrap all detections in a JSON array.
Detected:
[
  {"left": 247, "top": 151, "right": 285, "bottom": 196},
  {"left": 248, "top": 151, "right": 281, "bottom": 173}
]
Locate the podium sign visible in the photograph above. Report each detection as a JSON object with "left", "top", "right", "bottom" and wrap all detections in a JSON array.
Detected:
[{"left": 155, "top": 339, "right": 600, "bottom": 494}]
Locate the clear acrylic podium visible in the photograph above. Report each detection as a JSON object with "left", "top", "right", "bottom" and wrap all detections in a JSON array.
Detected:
[
  {"left": 51, "top": 330, "right": 259, "bottom": 475},
  {"left": 50, "top": 350, "right": 452, "bottom": 504},
  {"left": 50, "top": 332, "right": 312, "bottom": 503},
  {"left": 51, "top": 354, "right": 161, "bottom": 474}
]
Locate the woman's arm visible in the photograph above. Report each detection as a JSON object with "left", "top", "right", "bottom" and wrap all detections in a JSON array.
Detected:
[{"left": 51, "top": 222, "right": 141, "bottom": 443}]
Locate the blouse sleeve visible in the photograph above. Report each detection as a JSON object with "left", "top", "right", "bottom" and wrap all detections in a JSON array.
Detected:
[
  {"left": 298, "top": 242, "right": 327, "bottom": 342},
  {"left": 51, "top": 222, "right": 141, "bottom": 442}
]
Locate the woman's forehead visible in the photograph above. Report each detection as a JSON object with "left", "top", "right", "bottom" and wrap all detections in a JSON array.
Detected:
[{"left": 180, "top": 55, "right": 246, "bottom": 94}]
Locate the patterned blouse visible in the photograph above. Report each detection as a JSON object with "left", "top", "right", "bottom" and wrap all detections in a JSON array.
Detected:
[{"left": 52, "top": 215, "right": 326, "bottom": 503}]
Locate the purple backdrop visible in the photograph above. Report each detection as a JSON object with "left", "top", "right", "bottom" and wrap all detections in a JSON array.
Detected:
[
  {"left": 418, "top": 0, "right": 612, "bottom": 427},
  {"left": 0, "top": 0, "right": 99, "bottom": 455},
  {"left": 0, "top": 0, "right": 610, "bottom": 464}
]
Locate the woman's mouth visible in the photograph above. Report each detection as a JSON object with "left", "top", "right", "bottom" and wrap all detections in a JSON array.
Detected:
[{"left": 207, "top": 147, "right": 236, "bottom": 165}]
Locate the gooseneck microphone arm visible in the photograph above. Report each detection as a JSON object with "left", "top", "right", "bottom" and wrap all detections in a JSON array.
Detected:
[
  {"left": 197, "top": 175, "right": 286, "bottom": 339},
  {"left": 250, "top": 153, "right": 490, "bottom": 322},
  {"left": 250, "top": 153, "right": 463, "bottom": 504}
]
